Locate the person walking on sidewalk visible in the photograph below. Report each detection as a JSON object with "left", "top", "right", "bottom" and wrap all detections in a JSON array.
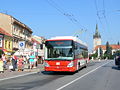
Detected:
[
  {"left": 18, "top": 56, "right": 24, "bottom": 71},
  {"left": 33, "top": 56, "right": 38, "bottom": 68},
  {"left": 11, "top": 55, "right": 17, "bottom": 71},
  {"left": 2, "top": 54, "right": 7, "bottom": 70},
  {"left": 0, "top": 56, "right": 4, "bottom": 73},
  {"left": 29, "top": 53, "right": 35, "bottom": 70}
]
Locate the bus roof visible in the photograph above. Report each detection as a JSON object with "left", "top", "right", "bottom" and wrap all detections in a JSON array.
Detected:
[{"left": 46, "top": 36, "right": 87, "bottom": 47}]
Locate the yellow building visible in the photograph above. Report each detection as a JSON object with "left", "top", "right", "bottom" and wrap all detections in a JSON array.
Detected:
[
  {"left": 0, "top": 28, "right": 12, "bottom": 56},
  {"left": 4, "top": 35, "right": 13, "bottom": 55}
]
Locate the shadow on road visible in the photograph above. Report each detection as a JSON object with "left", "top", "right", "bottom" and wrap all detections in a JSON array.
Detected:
[
  {"left": 41, "top": 71, "right": 75, "bottom": 75},
  {"left": 40, "top": 61, "right": 97, "bottom": 75},
  {"left": 112, "top": 66, "right": 120, "bottom": 70}
]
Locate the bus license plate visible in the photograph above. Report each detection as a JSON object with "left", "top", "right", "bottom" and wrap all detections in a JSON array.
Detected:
[{"left": 56, "top": 62, "right": 60, "bottom": 65}]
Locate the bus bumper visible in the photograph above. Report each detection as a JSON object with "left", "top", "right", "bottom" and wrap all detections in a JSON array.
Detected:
[{"left": 44, "top": 66, "right": 76, "bottom": 72}]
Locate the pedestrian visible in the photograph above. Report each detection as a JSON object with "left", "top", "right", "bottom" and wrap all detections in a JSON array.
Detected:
[
  {"left": 29, "top": 53, "right": 35, "bottom": 70},
  {"left": 11, "top": 55, "right": 17, "bottom": 71},
  {"left": 0, "top": 56, "right": 4, "bottom": 73},
  {"left": 23, "top": 56, "right": 27, "bottom": 64},
  {"left": 33, "top": 56, "right": 38, "bottom": 68},
  {"left": 18, "top": 56, "right": 24, "bottom": 71},
  {"left": 2, "top": 54, "right": 7, "bottom": 69}
]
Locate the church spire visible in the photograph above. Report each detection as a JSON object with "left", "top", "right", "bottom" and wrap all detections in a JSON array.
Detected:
[
  {"left": 93, "top": 24, "right": 101, "bottom": 38},
  {"left": 96, "top": 24, "right": 98, "bottom": 34}
]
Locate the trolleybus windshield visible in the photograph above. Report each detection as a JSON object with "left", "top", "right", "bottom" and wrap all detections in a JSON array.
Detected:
[{"left": 45, "top": 40, "right": 74, "bottom": 60}]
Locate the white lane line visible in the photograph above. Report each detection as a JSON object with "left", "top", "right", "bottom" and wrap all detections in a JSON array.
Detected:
[
  {"left": 0, "top": 72, "right": 37, "bottom": 81},
  {"left": 56, "top": 60, "right": 112, "bottom": 90}
]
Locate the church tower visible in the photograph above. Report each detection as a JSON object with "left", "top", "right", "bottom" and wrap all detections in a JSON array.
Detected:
[{"left": 93, "top": 24, "right": 101, "bottom": 49}]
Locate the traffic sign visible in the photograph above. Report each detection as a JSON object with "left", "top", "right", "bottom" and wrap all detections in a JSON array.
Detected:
[{"left": 19, "top": 41, "right": 25, "bottom": 49}]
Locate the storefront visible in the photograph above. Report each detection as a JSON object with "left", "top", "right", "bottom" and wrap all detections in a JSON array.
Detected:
[{"left": 0, "top": 34, "right": 4, "bottom": 57}]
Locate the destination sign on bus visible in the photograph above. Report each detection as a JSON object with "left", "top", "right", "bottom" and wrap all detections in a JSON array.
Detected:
[
  {"left": 46, "top": 40, "right": 73, "bottom": 46},
  {"left": 55, "top": 42, "right": 64, "bottom": 45}
]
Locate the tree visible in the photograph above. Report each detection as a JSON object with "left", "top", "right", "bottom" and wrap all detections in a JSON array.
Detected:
[
  {"left": 117, "top": 41, "right": 120, "bottom": 45},
  {"left": 95, "top": 49, "right": 98, "bottom": 58},
  {"left": 104, "top": 41, "right": 112, "bottom": 59},
  {"left": 89, "top": 50, "right": 98, "bottom": 60},
  {"left": 99, "top": 47, "right": 103, "bottom": 59}
]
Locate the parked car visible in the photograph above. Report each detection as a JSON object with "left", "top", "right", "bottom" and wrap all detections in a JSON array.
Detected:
[{"left": 115, "top": 55, "right": 120, "bottom": 67}]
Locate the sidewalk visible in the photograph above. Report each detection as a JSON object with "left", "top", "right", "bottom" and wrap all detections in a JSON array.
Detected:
[{"left": 0, "top": 64, "right": 44, "bottom": 81}]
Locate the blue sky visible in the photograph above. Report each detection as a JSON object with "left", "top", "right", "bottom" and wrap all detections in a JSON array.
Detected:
[{"left": 0, "top": 0, "right": 120, "bottom": 51}]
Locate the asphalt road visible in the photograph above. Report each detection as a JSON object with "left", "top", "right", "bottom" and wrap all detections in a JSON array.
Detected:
[{"left": 0, "top": 60, "right": 119, "bottom": 90}]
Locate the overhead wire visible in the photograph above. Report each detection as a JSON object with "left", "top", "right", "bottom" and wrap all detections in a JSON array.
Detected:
[
  {"left": 46, "top": 0, "right": 87, "bottom": 32},
  {"left": 94, "top": 0, "right": 115, "bottom": 44},
  {"left": 94, "top": 0, "right": 105, "bottom": 29},
  {"left": 102, "top": 0, "right": 114, "bottom": 44},
  {"left": 95, "top": 0, "right": 108, "bottom": 29},
  {"left": 46, "top": 0, "right": 91, "bottom": 46},
  {"left": 46, "top": 0, "right": 90, "bottom": 46},
  {"left": 102, "top": 0, "right": 109, "bottom": 26}
]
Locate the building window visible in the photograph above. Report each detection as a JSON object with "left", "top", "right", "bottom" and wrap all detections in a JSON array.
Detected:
[
  {"left": 5, "top": 40, "right": 7, "bottom": 49},
  {"left": 9, "top": 41, "right": 11, "bottom": 49},
  {"left": 0, "top": 38, "right": 2, "bottom": 47}
]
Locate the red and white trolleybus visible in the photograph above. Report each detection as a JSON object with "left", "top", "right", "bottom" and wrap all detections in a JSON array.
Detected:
[{"left": 44, "top": 36, "right": 89, "bottom": 72}]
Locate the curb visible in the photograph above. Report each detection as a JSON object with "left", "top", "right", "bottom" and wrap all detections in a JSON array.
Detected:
[
  {"left": 0, "top": 64, "right": 44, "bottom": 81},
  {"left": 0, "top": 71, "right": 38, "bottom": 81}
]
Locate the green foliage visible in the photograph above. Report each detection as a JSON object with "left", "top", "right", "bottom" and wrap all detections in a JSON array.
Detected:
[
  {"left": 103, "top": 41, "right": 113, "bottom": 59},
  {"left": 89, "top": 53, "right": 97, "bottom": 59},
  {"left": 89, "top": 50, "right": 98, "bottom": 59},
  {"left": 90, "top": 48, "right": 103, "bottom": 59},
  {"left": 99, "top": 47, "right": 103, "bottom": 58}
]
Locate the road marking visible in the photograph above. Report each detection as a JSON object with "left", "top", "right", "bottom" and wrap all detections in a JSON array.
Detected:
[
  {"left": 56, "top": 60, "right": 112, "bottom": 90},
  {"left": 6, "top": 87, "right": 24, "bottom": 90},
  {"left": 0, "top": 72, "right": 37, "bottom": 81}
]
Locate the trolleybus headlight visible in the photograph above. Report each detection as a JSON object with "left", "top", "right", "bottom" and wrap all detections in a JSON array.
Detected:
[
  {"left": 67, "top": 61, "right": 74, "bottom": 67},
  {"left": 44, "top": 62, "right": 50, "bottom": 67}
]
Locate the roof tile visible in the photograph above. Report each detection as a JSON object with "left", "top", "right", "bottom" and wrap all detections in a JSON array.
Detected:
[
  {"left": 95, "top": 45, "right": 120, "bottom": 50},
  {"left": 0, "top": 28, "right": 12, "bottom": 37}
]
